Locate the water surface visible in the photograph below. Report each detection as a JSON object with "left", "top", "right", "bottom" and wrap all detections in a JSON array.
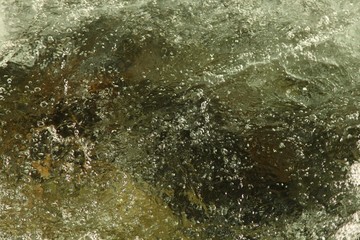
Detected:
[{"left": 1, "top": 0, "right": 360, "bottom": 239}]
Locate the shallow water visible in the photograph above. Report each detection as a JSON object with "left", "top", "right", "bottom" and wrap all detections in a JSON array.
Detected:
[{"left": 1, "top": 0, "right": 360, "bottom": 239}]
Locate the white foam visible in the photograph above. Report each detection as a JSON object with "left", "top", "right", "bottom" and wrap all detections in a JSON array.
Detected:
[
  {"left": 333, "top": 163, "right": 360, "bottom": 239},
  {"left": 350, "top": 162, "right": 360, "bottom": 187},
  {"left": 334, "top": 211, "right": 360, "bottom": 240}
]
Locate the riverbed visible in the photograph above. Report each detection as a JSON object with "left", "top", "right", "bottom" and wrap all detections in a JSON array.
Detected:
[{"left": 0, "top": 0, "right": 360, "bottom": 239}]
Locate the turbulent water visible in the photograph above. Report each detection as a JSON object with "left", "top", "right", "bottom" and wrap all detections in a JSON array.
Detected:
[{"left": 1, "top": 0, "right": 360, "bottom": 239}]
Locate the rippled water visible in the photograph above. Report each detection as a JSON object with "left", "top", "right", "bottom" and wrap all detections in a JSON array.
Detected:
[{"left": 1, "top": 0, "right": 360, "bottom": 239}]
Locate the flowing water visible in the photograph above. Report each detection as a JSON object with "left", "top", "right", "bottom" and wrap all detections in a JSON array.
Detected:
[{"left": 1, "top": 0, "right": 360, "bottom": 239}]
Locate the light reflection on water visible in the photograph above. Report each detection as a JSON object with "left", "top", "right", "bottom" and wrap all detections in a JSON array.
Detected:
[{"left": 0, "top": 0, "right": 360, "bottom": 239}]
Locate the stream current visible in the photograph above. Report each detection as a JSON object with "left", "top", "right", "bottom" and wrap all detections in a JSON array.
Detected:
[{"left": 1, "top": 0, "right": 360, "bottom": 239}]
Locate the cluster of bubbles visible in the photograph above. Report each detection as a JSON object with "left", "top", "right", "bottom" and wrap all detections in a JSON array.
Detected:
[{"left": 0, "top": 0, "right": 360, "bottom": 239}]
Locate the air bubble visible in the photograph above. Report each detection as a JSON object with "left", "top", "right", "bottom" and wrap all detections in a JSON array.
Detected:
[
  {"left": 14, "top": 134, "right": 22, "bottom": 139},
  {"left": 37, "top": 121, "right": 45, "bottom": 127},
  {"left": 48, "top": 36, "right": 54, "bottom": 43},
  {"left": 40, "top": 101, "right": 48, "bottom": 108}
]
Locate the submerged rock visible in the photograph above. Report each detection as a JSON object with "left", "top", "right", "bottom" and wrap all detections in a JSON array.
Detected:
[{"left": 1, "top": 2, "right": 360, "bottom": 239}]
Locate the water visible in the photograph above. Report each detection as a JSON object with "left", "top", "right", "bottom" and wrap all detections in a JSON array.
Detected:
[{"left": 1, "top": 0, "right": 360, "bottom": 239}]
